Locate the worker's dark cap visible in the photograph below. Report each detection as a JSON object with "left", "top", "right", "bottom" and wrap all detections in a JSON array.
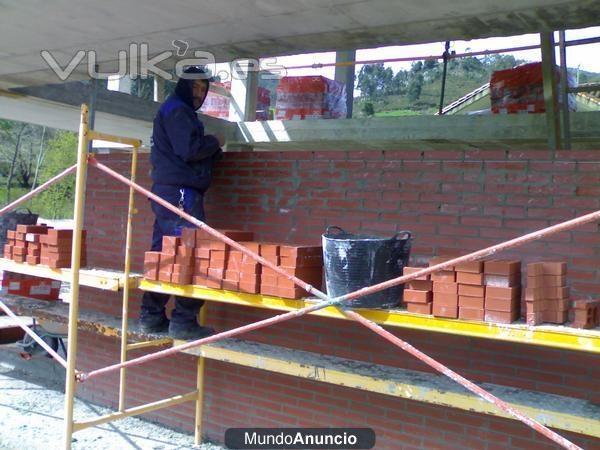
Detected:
[{"left": 178, "top": 65, "right": 216, "bottom": 82}]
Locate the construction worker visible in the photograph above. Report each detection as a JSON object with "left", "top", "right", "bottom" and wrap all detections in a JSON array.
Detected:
[{"left": 139, "top": 66, "right": 223, "bottom": 339}]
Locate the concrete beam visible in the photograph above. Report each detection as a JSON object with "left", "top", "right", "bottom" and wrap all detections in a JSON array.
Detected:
[{"left": 0, "top": 84, "right": 235, "bottom": 146}]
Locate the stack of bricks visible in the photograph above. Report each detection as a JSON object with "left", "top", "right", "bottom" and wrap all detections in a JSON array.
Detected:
[
  {"left": 430, "top": 257, "right": 458, "bottom": 319},
  {"left": 143, "top": 230, "right": 323, "bottom": 300},
  {"left": 40, "top": 229, "right": 87, "bottom": 268},
  {"left": 483, "top": 260, "right": 521, "bottom": 324},
  {"left": 4, "top": 225, "right": 86, "bottom": 269},
  {"left": 570, "top": 299, "right": 600, "bottom": 329},
  {"left": 4, "top": 225, "right": 49, "bottom": 264},
  {"left": 260, "top": 244, "right": 323, "bottom": 299},
  {"left": 456, "top": 261, "right": 485, "bottom": 321},
  {"left": 525, "top": 262, "right": 569, "bottom": 325},
  {"left": 144, "top": 229, "right": 254, "bottom": 287},
  {"left": 199, "top": 229, "right": 254, "bottom": 290},
  {"left": 402, "top": 267, "right": 433, "bottom": 314}
]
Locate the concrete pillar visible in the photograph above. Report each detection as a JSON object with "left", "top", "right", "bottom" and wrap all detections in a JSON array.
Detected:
[
  {"left": 154, "top": 76, "right": 165, "bottom": 102},
  {"left": 228, "top": 59, "right": 259, "bottom": 122},
  {"left": 334, "top": 49, "right": 356, "bottom": 118},
  {"left": 540, "top": 32, "right": 561, "bottom": 150}
]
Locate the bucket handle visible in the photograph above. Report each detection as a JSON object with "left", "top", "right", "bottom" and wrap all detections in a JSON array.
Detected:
[
  {"left": 393, "top": 230, "right": 412, "bottom": 241},
  {"left": 325, "top": 226, "right": 346, "bottom": 236}
]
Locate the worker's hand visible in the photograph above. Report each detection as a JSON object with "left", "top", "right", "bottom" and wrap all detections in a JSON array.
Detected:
[{"left": 214, "top": 133, "right": 226, "bottom": 147}]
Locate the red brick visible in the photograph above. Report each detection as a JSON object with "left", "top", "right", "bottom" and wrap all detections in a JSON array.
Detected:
[
  {"left": 485, "top": 297, "right": 519, "bottom": 312},
  {"left": 454, "top": 260, "right": 483, "bottom": 273},
  {"left": 542, "top": 261, "right": 567, "bottom": 275},
  {"left": 171, "top": 271, "right": 192, "bottom": 285},
  {"left": 144, "top": 251, "right": 161, "bottom": 264},
  {"left": 194, "top": 247, "right": 210, "bottom": 259},
  {"left": 158, "top": 270, "right": 172, "bottom": 283},
  {"left": 485, "top": 286, "right": 520, "bottom": 301},
  {"left": 526, "top": 312, "right": 544, "bottom": 326},
  {"left": 279, "top": 245, "right": 321, "bottom": 258},
  {"left": 261, "top": 274, "right": 278, "bottom": 286},
  {"left": 261, "top": 285, "right": 279, "bottom": 297},
  {"left": 25, "top": 255, "right": 40, "bottom": 265},
  {"left": 143, "top": 264, "right": 158, "bottom": 281},
  {"left": 459, "top": 296, "right": 485, "bottom": 309},
  {"left": 177, "top": 245, "right": 194, "bottom": 257},
  {"left": 159, "top": 254, "right": 174, "bottom": 270},
  {"left": 222, "top": 279, "right": 239, "bottom": 291},
  {"left": 484, "top": 310, "right": 518, "bottom": 324},
  {"left": 259, "top": 242, "right": 280, "bottom": 257},
  {"left": 239, "top": 281, "right": 260, "bottom": 294},
  {"left": 161, "top": 236, "right": 178, "bottom": 254},
  {"left": 240, "top": 262, "right": 261, "bottom": 274},
  {"left": 458, "top": 284, "right": 485, "bottom": 297},
  {"left": 456, "top": 272, "right": 484, "bottom": 285},
  {"left": 406, "top": 303, "right": 432, "bottom": 315},
  {"left": 208, "top": 268, "right": 225, "bottom": 279},
  {"left": 484, "top": 260, "right": 521, "bottom": 275},
  {"left": 406, "top": 280, "right": 433, "bottom": 290},
  {"left": 430, "top": 271, "right": 456, "bottom": 282},
  {"left": 12, "top": 246, "right": 27, "bottom": 256},
  {"left": 403, "top": 289, "right": 432, "bottom": 304},
  {"left": 432, "top": 303, "right": 458, "bottom": 318},
  {"left": 545, "top": 298, "right": 570, "bottom": 312},
  {"left": 543, "top": 310, "right": 568, "bottom": 324},
  {"left": 459, "top": 307, "right": 485, "bottom": 321},
  {"left": 432, "top": 282, "right": 458, "bottom": 294},
  {"left": 433, "top": 292, "right": 458, "bottom": 307},
  {"left": 175, "top": 254, "right": 193, "bottom": 266}
]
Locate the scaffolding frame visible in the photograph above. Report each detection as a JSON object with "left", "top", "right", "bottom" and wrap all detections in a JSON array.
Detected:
[{"left": 1, "top": 104, "right": 599, "bottom": 449}]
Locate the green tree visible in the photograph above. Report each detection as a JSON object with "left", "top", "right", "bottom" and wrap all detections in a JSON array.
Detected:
[
  {"left": 357, "top": 63, "right": 395, "bottom": 99},
  {"left": 37, "top": 131, "right": 77, "bottom": 219},
  {"left": 362, "top": 102, "right": 375, "bottom": 116},
  {"left": 407, "top": 73, "right": 424, "bottom": 101}
]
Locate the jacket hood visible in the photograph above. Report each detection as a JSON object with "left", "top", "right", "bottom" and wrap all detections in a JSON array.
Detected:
[{"left": 174, "top": 66, "right": 211, "bottom": 111}]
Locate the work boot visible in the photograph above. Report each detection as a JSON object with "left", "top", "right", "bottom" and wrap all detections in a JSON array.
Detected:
[
  {"left": 168, "top": 322, "right": 215, "bottom": 340},
  {"left": 139, "top": 313, "right": 170, "bottom": 333}
]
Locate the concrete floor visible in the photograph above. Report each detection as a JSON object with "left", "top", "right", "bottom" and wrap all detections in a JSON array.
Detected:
[{"left": 0, "top": 343, "right": 224, "bottom": 450}]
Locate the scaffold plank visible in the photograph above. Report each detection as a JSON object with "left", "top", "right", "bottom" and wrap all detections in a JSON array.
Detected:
[
  {"left": 139, "top": 280, "right": 600, "bottom": 354},
  {"left": 0, "top": 258, "right": 138, "bottom": 291},
  {"left": 183, "top": 338, "right": 600, "bottom": 439}
]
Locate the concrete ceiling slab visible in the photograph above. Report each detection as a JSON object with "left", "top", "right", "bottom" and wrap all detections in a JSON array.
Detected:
[{"left": 1, "top": 0, "right": 598, "bottom": 88}]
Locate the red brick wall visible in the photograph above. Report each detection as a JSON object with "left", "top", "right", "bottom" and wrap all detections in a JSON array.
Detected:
[{"left": 77, "top": 150, "right": 600, "bottom": 449}]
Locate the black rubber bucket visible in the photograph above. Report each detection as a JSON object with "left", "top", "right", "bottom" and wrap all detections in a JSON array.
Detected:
[
  {"left": 322, "top": 226, "right": 412, "bottom": 309},
  {"left": 0, "top": 209, "right": 38, "bottom": 248}
]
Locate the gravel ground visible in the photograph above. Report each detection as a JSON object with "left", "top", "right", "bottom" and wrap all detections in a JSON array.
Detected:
[{"left": 0, "top": 344, "right": 224, "bottom": 450}]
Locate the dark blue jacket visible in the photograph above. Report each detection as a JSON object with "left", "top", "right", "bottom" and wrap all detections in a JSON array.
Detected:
[{"left": 150, "top": 82, "right": 221, "bottom": 192}]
